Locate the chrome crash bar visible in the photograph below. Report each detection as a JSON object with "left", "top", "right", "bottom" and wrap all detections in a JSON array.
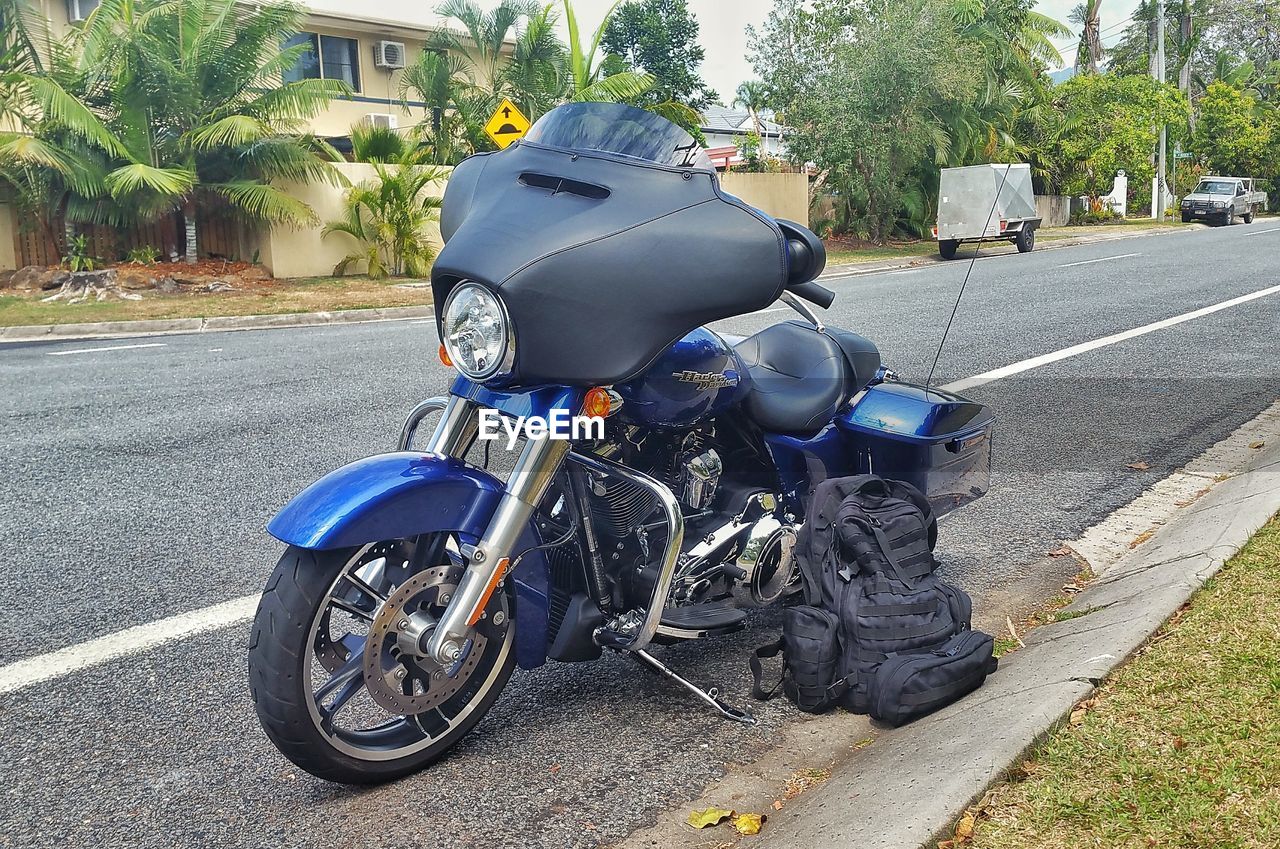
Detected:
[
  {"left": 568, "top": 450, "right": 684, "bottom": 654},
  {"left": 398, "top": 396, "right": 448, "bottom": 451}
]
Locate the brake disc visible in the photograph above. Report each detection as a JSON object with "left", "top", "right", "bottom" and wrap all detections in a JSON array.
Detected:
[
  {"left": 362, "top": 564, "right": 496, "bottom": 715},
  {"left": 314, "top": 540, "right": 416, "bottom": 674}
]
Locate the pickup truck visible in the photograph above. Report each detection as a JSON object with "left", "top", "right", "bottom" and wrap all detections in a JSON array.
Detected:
[{"left": 1180, "top": 176, "right": 1266, "bottom": 225}]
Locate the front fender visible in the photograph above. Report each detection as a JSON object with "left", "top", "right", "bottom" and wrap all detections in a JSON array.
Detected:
[{"left": 267, "top": 451, "right": 552, "bottom": 670}]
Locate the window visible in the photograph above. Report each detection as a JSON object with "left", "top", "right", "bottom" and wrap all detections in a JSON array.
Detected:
[
  {"left": 281, "top": 33, "right": 360, "bottom": 92},
  {"left": 67, "top": 0, "right": 101, "bottom": 22}
]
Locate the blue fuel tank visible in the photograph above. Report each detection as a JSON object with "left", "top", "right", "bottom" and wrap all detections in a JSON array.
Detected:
[{"left": 616, "top": 327, "right": 751, "bottom": 429}]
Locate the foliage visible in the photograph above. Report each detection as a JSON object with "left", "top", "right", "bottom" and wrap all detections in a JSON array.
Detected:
[
  {"left": 350, "top": 124, "right": 412, "bottom": 165},
  {"left": 324, "top": 159, "right": 446, "bottom": 278},
  {"left": 1048, "top": 74, "right": 1189, "bottom": 203},
  {"left": 733, "top": 132, "right": 779, "bottom": 173},
  {"left": 61, "top": 234, "right": 99, "bottom": 272},
  {"left": 1068, "top": 0, "right": 1103, "bottom": 74},
  {"left": 125, "top": 245, "right": 161, "bottom": 264},
  {"left": 733, "top": 80, "right": 771, "bottom": 136},
  {"left": 601, "top": 0, "right": 718, "bottom": 110},
  {"left": 562, "top": 0, "right": 656, "bottom": 104},
  {"left": 13, "top": 0, "right": 346, "bottom": 264},
  {"left": 1191, "top": 81, "right": 1279, "bottom": 177}
]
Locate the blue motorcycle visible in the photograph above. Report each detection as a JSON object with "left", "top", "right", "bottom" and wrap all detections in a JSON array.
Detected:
[{"left": 248, "top": 103, "right": 994, "bottom": 783}]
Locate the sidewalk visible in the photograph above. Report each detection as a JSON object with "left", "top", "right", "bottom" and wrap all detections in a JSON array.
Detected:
[{"left": 748, "top": 414, "right": 1280, "bottom": 849}]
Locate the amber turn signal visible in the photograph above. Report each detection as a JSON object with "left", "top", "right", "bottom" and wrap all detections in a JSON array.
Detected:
[
  {"left": 439, "top": 344, "right": 453, "bottom": 367},
  {"left": 582, "top": 387, "right": 612, "bottom": 419}
]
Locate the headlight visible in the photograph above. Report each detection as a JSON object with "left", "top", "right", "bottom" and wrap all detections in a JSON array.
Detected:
[
  {"left": 1214, "top": 201, "right": 1226, "bottom": 208},
  {"left": 441, "top": 282, "right": 513, "bottom": 381}
]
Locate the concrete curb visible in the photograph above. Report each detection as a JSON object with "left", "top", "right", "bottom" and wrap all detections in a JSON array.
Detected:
[
  {"left": 751, "top": 428, "right": 1280, "bottom": 848},
  {"left": 0, "top": 304, "right": 436, "bottom": 344}
]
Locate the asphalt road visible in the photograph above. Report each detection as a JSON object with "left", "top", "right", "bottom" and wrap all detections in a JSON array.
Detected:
[{"left": 1, "top": 222, "right": 1278, "bottom": 849}]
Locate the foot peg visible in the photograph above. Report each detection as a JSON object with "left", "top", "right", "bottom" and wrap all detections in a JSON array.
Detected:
[{"left": 632, "top": 649, "right": 756, "bottom": 725}]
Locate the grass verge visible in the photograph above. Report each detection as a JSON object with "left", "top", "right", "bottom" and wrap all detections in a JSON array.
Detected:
[
  {"left": 956, "top": 513, "right": 1280, "bottom": 849},
  {"left": 0, "top": 275, "right": 432, "bottom": 327},
  {"left": 824, "top": 219, "right": 1192, "bottom": 268}
]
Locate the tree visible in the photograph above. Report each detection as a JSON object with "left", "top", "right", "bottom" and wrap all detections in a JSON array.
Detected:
[
  {"left": 1192, "top": 81, "right": 1278, "bottom": 176},
  {"left": 733, "top": 80, "right": 770, "bottom": 136},
  {"left": 769, "top": 0, "right": 983, "bottom": 241},
  {"left": 22, "top": 0, "right": 346, "bottom": 264},
  {"left": 399, "top": 48, "right": 491, "bottom": 164},
  {"left": 562, "top": 0, "right": 655, "bottom": 103},
  {"left": 601, "top": 0, "right": 718, "bottom": 110},
  {"left": 1048, "top": 73, "right": 1189, "bottom": 204},
  {"left": 325, "top": 151, "right": 447, "bottom": 278},
  {"left": 430, "top": 0, "right": 539, "bottom": 91},
  {"left": 1070, "top": 0, "right": 1103, "bottom": 74}
]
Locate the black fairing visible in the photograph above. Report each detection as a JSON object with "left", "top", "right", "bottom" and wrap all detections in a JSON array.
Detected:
[{"left": 433, "top": 142, "right": 789, "bottom": 386}]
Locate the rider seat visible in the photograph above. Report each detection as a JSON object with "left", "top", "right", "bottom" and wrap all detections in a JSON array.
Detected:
[{"left": 734, "top": 321, "right": 881, "bottom": 434}]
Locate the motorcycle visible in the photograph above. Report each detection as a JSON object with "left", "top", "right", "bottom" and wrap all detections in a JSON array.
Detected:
[{"left": 247, "top": 102, "right": 994, "bottom": 784}]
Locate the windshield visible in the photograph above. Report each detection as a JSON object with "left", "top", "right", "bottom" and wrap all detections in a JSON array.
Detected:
[
  {"left": 523, "top": 102, "right": 712, "bottom": 170},
  {"left": 1195, "top": 180, "right": 1238, "bottom": 195}
]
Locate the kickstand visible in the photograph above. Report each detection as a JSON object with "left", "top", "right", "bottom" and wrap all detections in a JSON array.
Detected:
[{"left": 632, "top": 649, "right": 757, "bottom": 725}]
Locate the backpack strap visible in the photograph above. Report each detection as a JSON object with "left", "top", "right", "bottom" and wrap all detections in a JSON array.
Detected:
[{"left": 749, "top": 638, "right": 786, "bottom": 700}]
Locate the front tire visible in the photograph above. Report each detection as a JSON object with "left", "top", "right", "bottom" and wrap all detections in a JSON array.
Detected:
[
  {"left": 248, "top": 540, "right": 515, "bottom": 784},
  {"left": 1223, "top": 206, "right": 1235, "bottom": 226}
]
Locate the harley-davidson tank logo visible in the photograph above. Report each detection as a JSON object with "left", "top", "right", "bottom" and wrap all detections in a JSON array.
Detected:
[{"left": 672, "top": 369, "right": 741, "bottom": 390}]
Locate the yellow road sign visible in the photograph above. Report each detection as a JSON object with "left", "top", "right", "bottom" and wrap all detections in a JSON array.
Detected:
[{"left": 485, "top": 99, "right": 531, "bottom": 149}]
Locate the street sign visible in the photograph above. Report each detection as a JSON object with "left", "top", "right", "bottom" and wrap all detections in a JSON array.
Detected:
[
  {"left": 1175, "top": 151, "right": 1193, "bottom": 159},
  {"left": 484, "top": 98, "right": 531, "bottom": 149}
]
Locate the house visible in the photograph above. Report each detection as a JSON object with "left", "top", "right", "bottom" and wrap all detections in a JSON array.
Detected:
[
  {"left": 20, "top": 0, "right": 489, "bottom": 141},
  {"left": 699, "top": 106, "right": 786, "bottom": 170}
]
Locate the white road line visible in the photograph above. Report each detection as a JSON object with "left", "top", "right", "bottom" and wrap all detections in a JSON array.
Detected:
[
  {"left": 1242, "top": 227, "right": 1280, "bottom": 237},
  {"left": 5, "top": 281, "right": 1280, "bottom": 694},
  {"left": 1057, "top": 252, "right": 1142, "bottom": 268},
  {"left": 0, "top": 595, "right": 257, "bottom": 695},
  {"left": 942, "top": 283, "right": 1280, "bottom": 393},
  {"left": 47, "top": 342, "right": 167, "bottom": 357}
]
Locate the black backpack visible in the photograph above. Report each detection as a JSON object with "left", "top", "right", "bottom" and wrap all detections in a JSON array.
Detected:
[{"left": 751, "top": 475, "right": 997, "bottom": 725}]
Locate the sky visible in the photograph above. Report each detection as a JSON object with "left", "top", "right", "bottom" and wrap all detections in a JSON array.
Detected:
[{"left": 333, "top": 1, "right": 1143, "bottom": 100}]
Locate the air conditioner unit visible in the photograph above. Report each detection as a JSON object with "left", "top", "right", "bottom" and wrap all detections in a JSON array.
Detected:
[
  {"left": 373, "top": 41, "right": 407, "bottom": 70},
  {"left": 364, "top": 113, "right": 398, "bottom": 130},
  {"left": 67, "top": 0, "right": 101, "bottom": 23}
]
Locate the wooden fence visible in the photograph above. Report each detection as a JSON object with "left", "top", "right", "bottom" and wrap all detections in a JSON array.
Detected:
[{"left": 11, "top": 204, "right": 246, "bottom": 268}]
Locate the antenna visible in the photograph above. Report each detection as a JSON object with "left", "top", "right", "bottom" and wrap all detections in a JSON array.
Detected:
[{"left": 925, "top": 164, "right": 1013, "bottom": 392}]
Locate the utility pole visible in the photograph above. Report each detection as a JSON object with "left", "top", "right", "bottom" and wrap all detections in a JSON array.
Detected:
[{"left": 1153, "top": 0, "right": 1168, "bottom": 219}]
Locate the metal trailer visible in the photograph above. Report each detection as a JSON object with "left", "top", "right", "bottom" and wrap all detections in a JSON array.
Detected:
[{"left": 933, "top": 164, "right": 1041, "bottom": 259}]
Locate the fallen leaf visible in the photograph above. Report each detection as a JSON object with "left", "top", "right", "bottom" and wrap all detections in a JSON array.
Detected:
[
  {"left": 953, "top": 811, "right": 976, "bottom": 843},
  {"left": 1069, "top": 708, "right": 1087, "bottom": 725},
  {"left": 549, "top": 764, "right": 562, "bottom": 775},
  {"left": 1130, "top": 529, "right": 1156, "bottom": 548},
  {"left": 1005, "top": 616, "right": 1026, "bottom": 648},
  {"left": 1048, "top": 544, "right": 1073, "bottom": 557},
  {"left": 1173, "top": 736, "right": 1187, "bottom": 750},
  {"left": 771, "top": 800, "right": 785, "bottom": 811},
  {"left": 1249, "top": 440, "right": 1265, "bottom": 449},
  {"left": 686, "top": 807, "right": 734, "bottom": 829},
  {"left": 733, "top": 813, "right": 766, "bottom": 835},
  {"left": 1127, "top": 460, "right": 1151, "bottom": 471}
]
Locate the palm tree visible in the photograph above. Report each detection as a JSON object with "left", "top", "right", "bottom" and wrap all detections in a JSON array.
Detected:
[
  {"left": 733, "top": 80, "right": 769, "bottom": 136},
  {"left": 431, "top": 0, "right": 538, "bottom": 91},
  {"left": 324, "top": 153, "right": 447, "bottom": 278},
  {"left": 562, "top": 0, "right": 654, "bottom": 102},
  {"left": 25, "top": 0, "right": 346, "bottom": 264},
  {"left": 501, "top": 3, "right": 568, "bottom": 119},
  {"left": 1069, "top": 0, "right": 1103, "bottom": 74}
]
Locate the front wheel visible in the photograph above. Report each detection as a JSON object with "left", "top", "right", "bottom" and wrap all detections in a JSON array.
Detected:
[
  {"left": 248, "top": 537, "right": 515, "bottom": 783},
  {"left": 1223, "top": 207, "right": 1235, "bottom": 226}
]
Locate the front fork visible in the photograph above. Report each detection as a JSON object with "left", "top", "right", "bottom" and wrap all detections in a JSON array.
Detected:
[{"left": 408, "top": 395, "right": 569, "bottom": 666}]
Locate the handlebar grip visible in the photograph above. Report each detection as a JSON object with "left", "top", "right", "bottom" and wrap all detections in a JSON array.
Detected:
[{"left": 788, "top": 280, "right": 835, "bottom": 310}]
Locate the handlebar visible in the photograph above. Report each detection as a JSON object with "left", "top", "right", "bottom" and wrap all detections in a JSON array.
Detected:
[{"left": 787, "top": 280, "right": 835, "bottom": 310}]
